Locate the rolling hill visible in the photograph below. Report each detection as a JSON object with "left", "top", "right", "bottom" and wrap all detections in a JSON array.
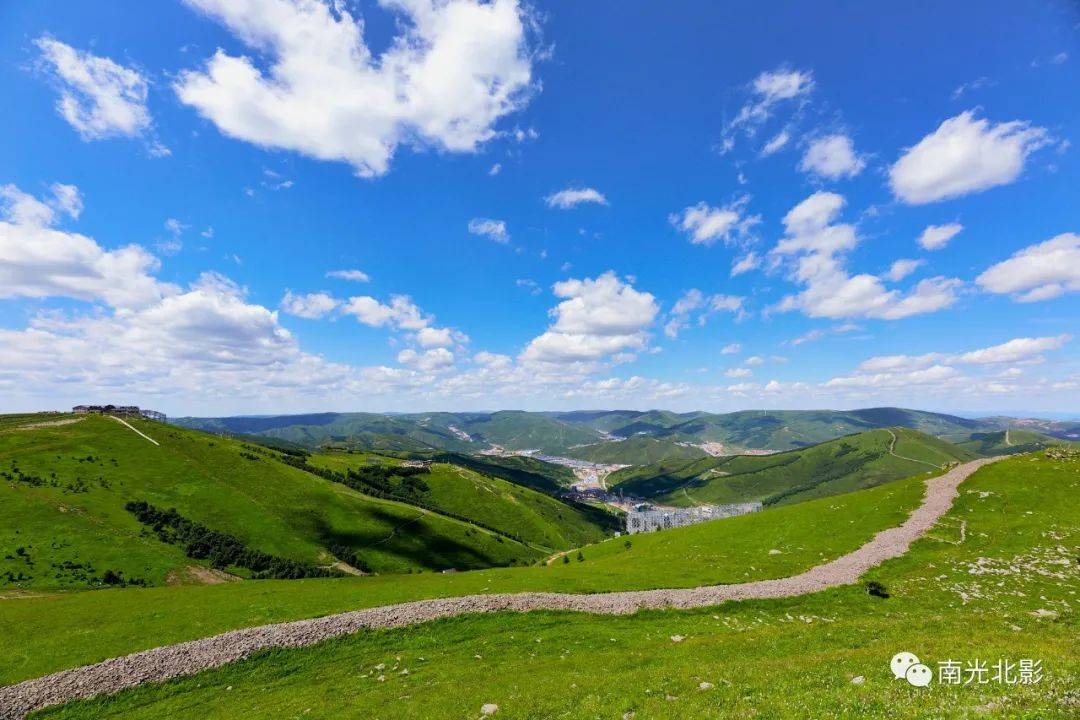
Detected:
[
  {"left": 174, "top": 406, "right": 1019, "bottom": 458},
  {"left": 0, "top": 415, "right": 566, "bottom": 590},
  {"left": 955, "top": 428, "right": 1062, "bottom": 456},
  {"left": 305, "top": 452, "right": 613, "bottom": 550},
  {"left": 175, "top": 410, "right": 606, "bottom": 455},
  {"left": 558, "top": 407, "right": 990, "bottom": 452},
  {"left": 563, "top": 436, "right": 709, "bottom": 465},
  {"left": 609, "top": 428, "right": 977, "bottom": 506}
]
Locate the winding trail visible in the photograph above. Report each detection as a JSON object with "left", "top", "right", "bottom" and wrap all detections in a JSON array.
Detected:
[
  {"left": 885, "top": 428, "right": 943, "bottom": 469},
  {"left": 0, "top": 457, "right": 1003, "bottom": 720},
  {"left": 108, "top": 416, "right": 159, "bottom": 446}
]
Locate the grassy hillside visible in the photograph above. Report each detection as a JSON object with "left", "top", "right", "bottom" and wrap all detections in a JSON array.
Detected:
[
  {"left": 176, "top": 410, "right": 606, "bottom": 455},
  {"left": 428, "top": 453, "right": 576, "bottom": 494},
  {"left": 176, "top": 407, "right": 1002, "bottom": 458},
  {"left": 1, "top": 471, "right": 926, "bottom": 685},
  {"left": 36, "top": 451, "right": 1077, "bottom": 720},
  {"left": 956, "top": 429, "right": 1062, "bottom": 456},
  {"left": 610, "top": 428, "right": 976, "bottom": 506},
  {"left": 564, "top": 437, "right": 708, "bottom": 465},
  {"left": 306, "top": 453, "right": 610, "bottom": 550},
  {"left": 454, "top": 411, "right": 603, "bottom": 453},
  {"left": 556, "top": 407, "right": 990, "bottom": 452},
  {"left": 174, "top": 412, "right": 479, "bottom": 454},
  {"left": 0, "top": 415, "right": 541, "bottom": 590},
  {"left": 973, "top": 415, "right": 1080, "bottom": 442}
]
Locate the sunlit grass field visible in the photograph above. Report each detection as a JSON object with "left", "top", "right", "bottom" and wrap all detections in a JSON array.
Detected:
[
  {"left": 0, "top": 415, "right": 540, "bottom": 589},
  {"left": 1, "top": 470, "right": 923, "bottom": 685},
  {"left": 307, "top": 452, "right": 609, "bottom": 550},
  {"left": 30, "top": 452, "right": 1079, "bottom": 719}
]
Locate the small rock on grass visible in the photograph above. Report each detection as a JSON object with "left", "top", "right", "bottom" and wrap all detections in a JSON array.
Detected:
[
  {"left": 670, "top": 635, "right": 685, "bottom": 643},
  {"left": 699, "top": 682, "right": 714, "bottom": 690},
  {"left": 851, "top": 676, "right": 865, "bottom": 685},
  {"left": 481, "top": 703, "right": 499, "bottom": 715}
]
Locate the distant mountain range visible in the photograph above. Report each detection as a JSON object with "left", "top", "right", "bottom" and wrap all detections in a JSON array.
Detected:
[{"left": 172, "top": 407, "right": 1080, "bottom": 457}]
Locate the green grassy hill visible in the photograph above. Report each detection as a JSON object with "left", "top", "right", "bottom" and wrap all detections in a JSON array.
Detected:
[
  {"left": 174, "top": 412, "right": 480, "bottom": 454},
  {"left": 610, "top": 428, "right": 977, "bottom": 506},
  {"left": 564, "top": 436, "right": 708, "bottom": 465},
  {"left": 176, "top": 410, "right": 607, "bottom": 455},
  {"left": 452, "top": 411, "right": 604, "bottom": 453},
  {"left": 173, "top": 407, "right": 1079, "bottom": 460},
  {"left": 557, "top": 407, "right": 991, "bottom": 451},
  {"left": 2, "top": 468, "right": 927, "bottom": 685},
  {"left": 32, "top": 450, "right": 1077, "bottom": 720},
  {"left": 306, "top": 453, "right": 611, "bottom": 550},
  {"left": 176, "top": 407, "right": 1002, "bottom": 458},
  {"left": 956, "top": 429, "right": 1062, "bottom": 456},
  {"left": 428, "top": 453, "right": 577, "bottom": 494},
  {"left": 0, "top": 415, "right": 544, "bottom": 590}
]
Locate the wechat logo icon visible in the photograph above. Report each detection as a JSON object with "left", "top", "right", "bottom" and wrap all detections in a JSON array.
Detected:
[{"left": 891, "top": 652, "right": 932, "bottom": 687}]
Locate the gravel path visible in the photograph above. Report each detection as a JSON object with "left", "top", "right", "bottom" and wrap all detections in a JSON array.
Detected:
[
  {"left": 0, "top": 457, "right": 1001, "bottom": 719},
  {"left": 108, "top": 416, "right": 159, "bottom": 446}
]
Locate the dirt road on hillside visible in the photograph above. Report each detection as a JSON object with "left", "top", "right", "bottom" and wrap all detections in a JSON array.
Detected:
[{"left": 0, "top": 456, "right": 1004, "bottom": 720}]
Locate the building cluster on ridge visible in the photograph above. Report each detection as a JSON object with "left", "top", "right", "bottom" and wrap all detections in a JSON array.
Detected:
[{"left": 72, "top": 405, "right": 166, "bottom": 421}]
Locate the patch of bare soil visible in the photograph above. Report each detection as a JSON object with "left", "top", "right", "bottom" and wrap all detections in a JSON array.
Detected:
[
  {"left": 165, "top": 565, "right": 240, "bottom": 586},
  {"left": 12, "top": 418, "right": 84, "bottom": 431}
]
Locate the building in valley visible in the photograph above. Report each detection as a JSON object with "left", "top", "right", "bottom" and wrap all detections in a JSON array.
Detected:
[{"left": 625, "top": 501, "right": 761, "bottom": 534}]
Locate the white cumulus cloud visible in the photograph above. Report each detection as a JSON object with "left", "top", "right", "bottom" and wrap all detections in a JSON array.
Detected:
[
  {"left": 918, "top": 223, "right": 964, "bottom": 251},
  {"left": 669, "top": 196, "right": 759, "bottom": 247},
  {"left": 35, "top": 36, "right": 161, "bottom": 151},
  {"left": 544, "top": 187, "right": 608, "bottom": 209},
  {"left": 0, "top": 183, "right": 173, "bottom": 308},
  {"left": 884, "top": 259, "right": 923, "bottom": 282},
  {"left": 771, "top": 192, "right": 961, "bottom": 320},
  {"left": 174, "top": 0, "right": 535, "bottom": 177},
  {"left": 398, "top": 347, "right": 455, "bottom": 372},
  {"left": 889, "top": 111, "right": 1050, "bottom": 204},
  {"left": 976, "top": 233, "right": 1080, "bottom": 302},
  {"left": 799, "top": 134, "right": 865, "bottom": 179},
  {"left": 521, "top": 272, "right": 658, "bottom": 364},
  {"left": 280, "top": 290, "right": 339, "bottom": 319},
  {"left": 468, "top": 217, "right": 510, "bottom": 244}
]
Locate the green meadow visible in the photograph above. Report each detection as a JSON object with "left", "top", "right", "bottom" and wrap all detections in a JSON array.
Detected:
[
  {"left": 28, "top": 451, "right": 1080, "bottom": 719},
  {"left": 1, "top": 466, "right": 923, "bottom": 685},
  {"left": 0, "top": 416, "right": 542, "bottom": 589}
]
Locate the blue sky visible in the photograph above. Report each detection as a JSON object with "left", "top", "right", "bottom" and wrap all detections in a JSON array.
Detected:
[{"left": 0, "top": 0, "right": 1077, "bottom": 416}]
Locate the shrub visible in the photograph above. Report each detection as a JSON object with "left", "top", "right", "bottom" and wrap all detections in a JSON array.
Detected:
[{"left": 865, "top": 580, "right": 890, "bottom": 599}]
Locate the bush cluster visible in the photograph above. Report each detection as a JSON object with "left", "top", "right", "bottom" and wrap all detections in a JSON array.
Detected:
[{"left": 125, "top": 500, "right": 334, "bottom": 579}]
